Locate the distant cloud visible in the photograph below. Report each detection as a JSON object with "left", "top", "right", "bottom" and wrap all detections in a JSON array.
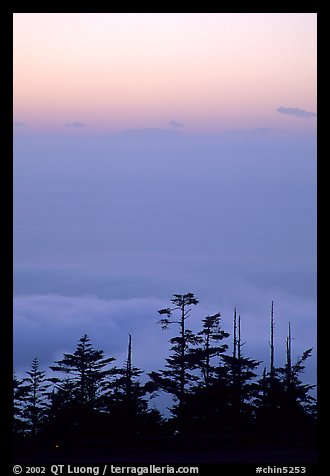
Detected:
[
  {"left": 251, "top": 127, "right": 272, "bottom": 134},
  {"left": 223, "top": 127, "right": 274, "bottom": 137},
  {"left": 223, "top": 129, "right": 245, "bottom": 136},
  {"left": 276, "top": 107, "right": 316, "bottom": 119},
  {"left": 14, "top": 294, "right": 170, "bottom": 374},
  {"left": 118, "top": 127, "right": 180, "bottom": 138},
  {"left": 168, "top": 120, "right": 184, "bottom": 128},
  {"left": 65, "top": 121, "right": 86, "bottom": 128},
  {"left": 13, "top": 292, "right": 316, "bottom": 393},
  {"left": 14, "top": 121, "right": 27, "bottom": 127}
]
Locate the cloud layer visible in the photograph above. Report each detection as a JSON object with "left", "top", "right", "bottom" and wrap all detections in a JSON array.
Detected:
[
  {"left": 14, "top": 291, "right": 316, "bottom": 390},
  {"left": 14, "top": 294, "right": 167, "bottom": 373},
  {"left": 276, "top": 107, "right": 316, "bottom": 119},
  {"left": 13, "top": 131, "right": 317, "bottom": 394},
  {"left": 168, "top": 120, "right": 184, "bottom": 128},
  {"left": 64, "top": 121, "right": 86, "bottom": 128}
]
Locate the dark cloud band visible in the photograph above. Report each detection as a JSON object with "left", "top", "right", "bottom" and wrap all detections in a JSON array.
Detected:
[
  {"left": 65, "top": 121, "right": 86, "bottom": 128},
  {"left": 276, "top": 107, "right": 316, "bottom": 119},
  {"left": 168, "top": 120, "right": 184, "bottom": 128}
]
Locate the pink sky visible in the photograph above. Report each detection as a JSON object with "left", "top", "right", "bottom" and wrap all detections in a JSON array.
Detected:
[{"left": 13, "top": 13, "right": 317, "bottom": 133}]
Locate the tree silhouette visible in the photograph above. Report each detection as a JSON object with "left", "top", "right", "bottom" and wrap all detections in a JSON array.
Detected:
[
  {"left": 222, "top": 311, "right": 260, "bottom": 430},
  {"left": 255, "top": 321, "right": 316, "bottom": 433},
  {"left": 179, "top": 312, "right": 230, "bottom": 433},
  {"left": 50, "top": 334, "right": 115, "bottom": 408},
  {"left": 13, "top": 373, "right": 30, "bottom": 436},
  {"left": 12, "top": 297, "right": 317, "bottom": 455},
  {"left": 42, "top": 378, "right": 79, "bottom": 438},
  {"left": 102, "top": 334, "right": 154, "bottom": 436},
  {"left": 148, "top": 292, "right": 200, "bottom": 431},
  {"left": 49, "top": 335, "right": 115, "bottom": 437},
  {"left": 254, "top": 302, "right": 285, "bottom": 430},
  {"left": 276, "top": 323, "right": 317, "bottom": 431},
  {"left": 192, "top": 312, "right": 229, "bottom": 387},
  {"left": 21, "top": 357, "right": 50, "bottom": 437}
]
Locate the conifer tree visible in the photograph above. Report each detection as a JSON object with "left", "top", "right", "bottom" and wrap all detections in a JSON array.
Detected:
[
  {"left": 50, "top": 334, "right": 115, "bottom": 408},
  {"left": 276, "top": 324, "right": 317, "bottom": 430},
  {"left": 255, "top": 316, "right": 317, "bottom": 433},
  {"left": 49, "top": 335, "right": 115, "bottom": 436},
  {"left": 13, "top": 373, "right": 30, "bottom": 436},
  {"left": 222, "top": 311, "right": 260, "bottom": 430},
  {"left": 255, "top": 302, "right": 284, "bottom": 429},
  {"left": 188, "top": 312, "right": 229, "bottom": 387},
  {"left": 42, "top": 378, "right": 79, "bottom": 438},
  {"left": 180, "top": 312, "right": 230, "bottom": 433},
  {"left": 21, "top": 357, "right": 50, "bottom": 437},
  {"left": 103, "top": 335, "right": 151, "bottom": 436},
  {"left": 148, "top": 293, "right": 200, "bottom": 430}
]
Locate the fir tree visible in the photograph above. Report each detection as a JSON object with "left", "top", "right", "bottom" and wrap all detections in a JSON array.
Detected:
[
  {"left": 194, "top": 312, "right": 229, "bottom": 387},
  {"left": 255, "top": 320, "right": 316, "bottom": 433},
  {"left": 49, "top": 335, "right": 115, "bottom": 437},
  {"left": 276, "top": 324, "right": 317, "bottom": 430},
  {"left": 255, "top": 302, "right": 284, "bottom": 430},
  {"left": 13, "top": 373, "right": 30, "bottom": 436},
  {"left": 102, "top": 335, "right": 152, "bottom": 436},
  {"left": 180, "top": 312, "right": 230, "bottom": 433},
  {"left": 21, "top": 358, "right": 50, "bottom": 437},
  {"left": 50, "top": 334, "right": 115, "bottom": 408},
  {"left": 222, "top": 311, "right": 260, "bottom": 430},
  {"left": 148, "top": 293, "right": 200, "bottom": 431}
]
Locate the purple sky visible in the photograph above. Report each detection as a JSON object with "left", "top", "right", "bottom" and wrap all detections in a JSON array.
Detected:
[
  {"left": 13, "top": 129, "right": 317, "bottom": 399},
  {"left": 13, "top": 14, "right": 317, "bottom": 406}
]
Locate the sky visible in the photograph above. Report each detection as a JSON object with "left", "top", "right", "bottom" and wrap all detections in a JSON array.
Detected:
[{"left": 13, "top": 13, "right": 317, "bottom": 402}]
